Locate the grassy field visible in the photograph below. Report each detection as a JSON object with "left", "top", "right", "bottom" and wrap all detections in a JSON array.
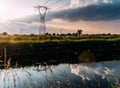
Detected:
[{"left": 0, "top": 34, "right": 120, "bottom": 43}]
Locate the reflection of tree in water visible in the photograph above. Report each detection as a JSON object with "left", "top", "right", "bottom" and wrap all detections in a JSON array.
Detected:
[{"left": 78, "top": 50, "right": 96, "bottom": 63}]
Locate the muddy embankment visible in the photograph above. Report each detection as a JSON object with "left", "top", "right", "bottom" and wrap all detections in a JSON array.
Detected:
[{"left": 0, "top": 41, "right": 120, "bottom": 66}]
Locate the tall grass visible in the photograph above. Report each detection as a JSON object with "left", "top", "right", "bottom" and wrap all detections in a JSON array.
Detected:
[{"left": 0, "top": 61, "right": 120, "bottom": 88}]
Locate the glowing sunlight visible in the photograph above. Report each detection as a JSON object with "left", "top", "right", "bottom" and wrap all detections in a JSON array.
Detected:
[{"left": 0, "top": 4, "right": 7, "bottom": 19}]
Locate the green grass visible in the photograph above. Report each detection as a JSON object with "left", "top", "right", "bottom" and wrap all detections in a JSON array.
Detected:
[{"left": 0, "top": 34, "right": 120, "bottom": 43}]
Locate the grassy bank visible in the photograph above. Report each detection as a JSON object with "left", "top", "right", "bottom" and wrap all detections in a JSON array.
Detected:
[
  {"left": 0, "top": 39, "right": 119, "bottom": 66},
  {"left": 0, "top": 34, "right": 119, "bottom": 66}
]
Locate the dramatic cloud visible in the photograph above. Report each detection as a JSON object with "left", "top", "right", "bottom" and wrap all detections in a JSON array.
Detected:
[
  {"left": 1, "top": 0, "right": 120, "bottom": 34},
  {"left": 15, "top": 0, "right": 120, "bottom": 22},
  {"left": 48, "top": 3, "right": 120, "bottom": 21}
]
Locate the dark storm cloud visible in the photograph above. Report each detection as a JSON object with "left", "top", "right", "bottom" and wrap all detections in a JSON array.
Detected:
[{"left": 48, "top": 3, "right": 120, "bottom": 21}]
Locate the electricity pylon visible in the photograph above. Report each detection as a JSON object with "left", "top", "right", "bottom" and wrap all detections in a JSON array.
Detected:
[{"left": 34, "top": 5, "right": 49, "bottom": 35}]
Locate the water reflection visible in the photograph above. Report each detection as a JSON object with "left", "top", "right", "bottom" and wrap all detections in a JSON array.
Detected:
[{"left": 0, "top": 61, "right": 120, "bottom": 88}]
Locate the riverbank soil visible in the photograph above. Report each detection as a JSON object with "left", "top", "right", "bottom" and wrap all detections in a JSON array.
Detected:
[{"left": 0, "top": 41, "right": 120, "bottom": 66}]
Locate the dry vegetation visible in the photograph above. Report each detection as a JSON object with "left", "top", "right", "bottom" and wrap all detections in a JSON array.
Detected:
[{"left": 0, "top": 34, "right": 120, "bottom": 43}]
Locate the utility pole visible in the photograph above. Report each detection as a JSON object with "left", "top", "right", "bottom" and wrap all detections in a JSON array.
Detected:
[
  {"left": 34, "top": 5, "right": 49, "bottom": 36},
  {"left": 20, "top": 28, "right": 23, "bottom": 35},
  {"left": 60, "top": 28, "right": 62, "bottom": 34}
]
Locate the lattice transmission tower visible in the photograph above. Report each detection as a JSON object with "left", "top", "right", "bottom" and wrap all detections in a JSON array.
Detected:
[{"left": 34, "top": 5, "right": 49, "bottom": 35}]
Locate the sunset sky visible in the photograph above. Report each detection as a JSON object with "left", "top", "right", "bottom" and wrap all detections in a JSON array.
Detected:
[{"left": 0, "top": 0, "right": 120, "bottom": 34}]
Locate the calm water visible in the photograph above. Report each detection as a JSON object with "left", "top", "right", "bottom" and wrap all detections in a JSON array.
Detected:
[{"left": 0, "top": 61, "right": 120, "bottom": 88}]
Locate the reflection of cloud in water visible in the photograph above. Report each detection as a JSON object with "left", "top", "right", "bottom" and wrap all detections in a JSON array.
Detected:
[
  {"left": 70, "top": 64, "right": 105, "bottom": 80},
  {"left": 0, "top": 61, "right": 120, "bottom": 87}
]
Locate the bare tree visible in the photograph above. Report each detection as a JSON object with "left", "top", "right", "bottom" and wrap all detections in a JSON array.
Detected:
[{"left": 77, "top": 29, "right": 83, "bottom": 36}]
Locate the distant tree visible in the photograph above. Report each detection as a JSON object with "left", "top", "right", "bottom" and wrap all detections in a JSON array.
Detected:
[
  {"left": 45, "top": 33, "right": 51, "bottom": 36},
  {"left": 77, "top": 29, "right": 83, "bottom": 36},
  {"left": 72, "top": 33, "right": 77, "bottom": 36},
  {"left": 2, "top": 32, "right": 8, "bottom": 36},
  {"left": 30, "top": 34, "right": 35, "bottom": 36},
  {"left": 108, "top": 33, "right": 111, "bottom": 35},
  {"left": 52, "top": 33, "right": 56, "bottom": 36},
  {"left": 57, "top": 33, "right": 60, "bottom": 36},
  {"left": 67, "top": 33, "right": 72, "bottom": 36},
  {"left": 14, "top": 34, "right": 19, "bottom": 36}
]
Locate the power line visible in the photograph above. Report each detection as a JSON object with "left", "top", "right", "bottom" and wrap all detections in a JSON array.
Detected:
[
  {"left": 49, "top": 0, "right": 61, "bottom": 8},
  {"left": 43, "top": 0, "right": 51, "bottom": 6},
  {"left": 34, "top": 5, "right": 49, "bottom": 35},
  {"left": 38, "top": 0, "right": 43, "bottom": 5},
  {"left": 52, "top": 2, "right": 70, "bottom": 12}
]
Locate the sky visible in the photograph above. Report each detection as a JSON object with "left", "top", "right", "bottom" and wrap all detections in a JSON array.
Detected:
[{"left": 0, "top": 0, "right": 120, "bottom": 34}]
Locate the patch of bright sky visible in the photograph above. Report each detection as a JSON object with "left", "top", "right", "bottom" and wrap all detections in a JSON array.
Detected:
[
  {"left": 0, "top": 0, "right": 44, "bottom": 20},
  {"left": 0, "top": 0, "right": 70, "bottom": 20}
]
